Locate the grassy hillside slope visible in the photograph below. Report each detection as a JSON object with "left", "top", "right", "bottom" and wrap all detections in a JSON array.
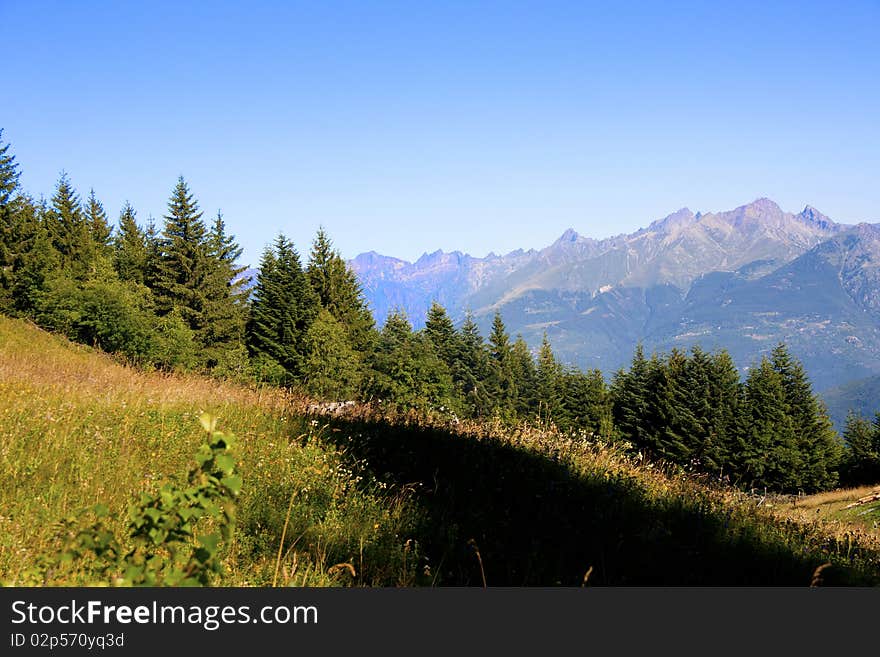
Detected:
[{"left": 1, "top": 316, "right": 879, "bottom": 586}]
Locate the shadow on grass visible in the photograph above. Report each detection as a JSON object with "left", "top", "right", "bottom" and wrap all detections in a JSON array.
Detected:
[{"left": 319, "top": 416, "right": 880, "bottom": 586}]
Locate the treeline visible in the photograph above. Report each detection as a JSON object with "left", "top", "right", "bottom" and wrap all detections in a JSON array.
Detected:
[{"left": 0, "top": 129, "right": 875, "bottom": 493}]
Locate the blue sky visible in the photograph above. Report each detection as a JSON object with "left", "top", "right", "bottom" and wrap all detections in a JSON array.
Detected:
[{"left": 3, "top": 1, "right": 878, "bottom": 266}]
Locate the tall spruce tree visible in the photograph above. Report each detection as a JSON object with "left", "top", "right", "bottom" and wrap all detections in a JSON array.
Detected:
[
  {"left": 48, "top": 172, "right": 92, "bottom": 279},
  {"left": 536, "top": 333, "right": 564, "bottom": 426},
  {"left": 562, "top": 367, "right": 612, "bottom": 438},
  {"left": 143, "top": 216, "right": 163, "bottom": 291},
  {"left": 0, "top": 130, "right": 22, "bottom": 309},
  {"left": 114, "top": 202, "right": 148, "bottom": 284},
  {"left": 737, "top": 357, "right": 799, "bottom": 491},
  {"left": 841, "top": 412, "right": 880, "bottom": 485},
  {"left": 486, "top": 311, "right": 516, "bottom": 419},
  {"left": 246, "top": 234, "right": 318, "bottom": 382},
  {"left": 367, "top": 309, "right": 455, "bottom": 412},
  {"left": 458, "top": 311, "right": 492, "bottom": 417},
  {"left": 306, "top": 227, "right": 375, "bottom": 352},
  {"left": 154, "top": 177, "right": 211, "bottom": 337},
  {"left": 85, "top": 189, "right": 113, "bottom": 257},
  {"left": 509, "top": 335, "right": 537, "bottom": 418},
  {"left": 611, "top": 344, "right": 650, "bottom": 446},
  {"left": 200, "top": 211, "right": 248, "bottom": 365},
  {"left": 770, "top": 343, "right": 841, "bottom": 490}
]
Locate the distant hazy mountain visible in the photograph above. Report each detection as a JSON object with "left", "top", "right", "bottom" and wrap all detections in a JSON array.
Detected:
[{"left": 349, "top": 199, "right": 880, "bottom": 418}]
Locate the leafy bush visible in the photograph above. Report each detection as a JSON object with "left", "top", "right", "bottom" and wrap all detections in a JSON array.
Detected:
[{"left": 30, "top": 415, "right": 240, "bottom": 586}]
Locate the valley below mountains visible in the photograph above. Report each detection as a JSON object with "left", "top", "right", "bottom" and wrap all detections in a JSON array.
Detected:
[{"left": 349, "top": 199, "right": 880, "bottom": 428}]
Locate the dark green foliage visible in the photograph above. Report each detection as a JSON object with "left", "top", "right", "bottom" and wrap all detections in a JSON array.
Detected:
[
  {"left": 113, "top": 202, "right": 148, "bottom": 284},
  {"left": 770, "top": 343, "right": 842, "bottom": 491},
  {"left": 85, "top": 188, "right": 113, "bottom": 258},
  {"left": 35, "top": 276, "right": 158, "bottom": 364},
  {"left": 841, "top": 412, "right": 880, "bottom": 486},
  {"left": 535, "top": 333, "right": 564, "bottom": 425},
  {"left": 154, "top": 177, "right": 210, "bottom": 331},
  {"left": 47, "top": 172, "right": 94, "bottom": 279},
  {"left": 509, "top": 335, "right": 537, "bottom": 418},
  {"left": 367, "top": 310, "right": 455, "bottom": 412},
  {"left": 142, "top": 216, "right": 163, "bottom": 290},
  {"left": 0, "top": 129, "right": 20, "bottom": 208},
  {"left": 201, "top": 211, "right": 248, "bottom": 366},
  {"left": 559, "top": 367, "right": 611, "bottom": 437},
  {"left": 307, "top": 227, "right": 376, "bottom": 353},
  {"left": 0, "top": 129, "right": 22, "bottom": 307},
  {"left": 11, "top": 220, "right": 58, "bottom": 313},
  {"left": 610, "top": 344, "right": 650, "bottom": 446},
  {"left": 246, "top": 234, "right": 318, "bottom": 383},
  {"left": 2, "top": 195, "right": 43, "bottom": 313},
  {"left": 486, "top": 311, "right": 516, "bottom": 420},
  {"left": 304, "top": 308, "right": 361, "bottom": 399},
  {"left": 457, "top": 312, "right": 493, "bottom": 417}
]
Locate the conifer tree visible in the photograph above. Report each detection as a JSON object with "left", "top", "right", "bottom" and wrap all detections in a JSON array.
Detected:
[
  {"left": 367, "top": 309, "right": 454, "bottom": 411},
  {"left": 0, "top": 129, "right": 19, "bottom": 209},
  {"left": 114, "top": 202, "right": 148, "bottom": 284},
  {"left": 306, "top": 227, "right": 375, "bottom": 352},
  {"left": 509, "top": 335, "right": 537, "bottom": 418},
  {"left": 701, "top": 349, "right": 742, "bottom": 475},
  {"left": 737, "top": 357, "right": 799, "bottom": 491},
  {"left": 0, "top": 131, "right": 22, "bottom": 309},
  {"left": 200, "top": 211, "right": 248, "bottom": 364},
  {"left": 770, "top": 343, "right": 841, "bottom": 490},
  {"left": 611, "top": 344, "right": 650, "bottom": 446},
  {"left": 841, "top": 412, "right": 880, "bottom": 485},
  {"left": 457, "top": 311, "right": 492, "bottom": 417},
  {"left": 143, "top": 216, "right": 163, "bottom": 291},
  {"left": 48, "top": 172, "right": 92, "bottom": 278},
  {"left": 562, "top": 367, "right": 612, "bottom": 438},
  {"left": 303, "top": 308, "right": 361, "bottom": 400},
  {"left": 536, "top": 333, "right": 564, "bottom": 425},
  {"left": 85, "top": 189, "right": 113, "bottom": 257},
  {"left": 246, "top": 234, "right": 318, "bottom": 382},
  {"left": 154, "top": 177, "right": 211, "bottom": 336},
  {"left": 486, "top": 311, "right": 516, "bottom": 419}
]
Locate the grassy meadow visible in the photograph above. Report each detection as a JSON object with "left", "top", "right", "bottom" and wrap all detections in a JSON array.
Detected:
[{"left": 1, "top": 315, "right": 879, "bottom": 586}]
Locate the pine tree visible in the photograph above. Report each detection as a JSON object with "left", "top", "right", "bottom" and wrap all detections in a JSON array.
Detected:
[
  {"left": 737, "top": 357, "right": 799, "bottom": 491},
  {"left": 0, "top": 129, "right": 20, "bottom": 209},
  {"left": 47, "top": 172, "right": 92, "bottom": 279},
  {"left": 12, "top": 220, "right": 58, "bottom": 313},
  {"left": 143, "top": 216, "right": 163, "bottom": 291},
  {"left": 610, "top": 344, "right": 650, "bottom": 446},
  {"left": 303, "top": 308, "right": 361, "bottom": 400},
  {"left": 85, "top": 188, "right": 113, "bottom": 257},
  {"left": 486, "top": 311, "right": 516, "bottom": 419},
  {"left": 841, "top": 412, "right": 880, "bottom": 486},
  {"left": 114, "top": 202, "right": 148, "bottom": 284},
  {"left": 509, "top": 335, "right": 537, "bottom": 418},
  {"left": 367, "top": 309, "right": 454, "bottom": 411},
  {"left": 246, "top": 234, "right": 318, "bottom": 382},
  {"left": 154, "top": 177, "right": 211, "bottom": 337},
  {"left": 0, "top": 131, "right": 23, "bottom": 309},
  {"left": 306, "top": 227, "right": 375, "bottom": 352},
  {"left": 536, "top": 333, "right": 564, "bottom": 426},
  {"left": 457, "top": 311, "right": 492, "bottom": 417},
  {"left": 201, "top": 210, "right": 248, "bottom": 365},
  {"left": 770, "top": 343, "right": 841, "bottom": 491},
  {"left": 701, "top": 349, "right": 742, "bottom": 476},
  {"left": 562, "top": 367, "right": 612, "bottom": 438}
]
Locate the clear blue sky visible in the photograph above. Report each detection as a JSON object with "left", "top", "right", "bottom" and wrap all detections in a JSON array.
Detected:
[{"left": 3, "top": 1, "right": 878, "bottom": 266}]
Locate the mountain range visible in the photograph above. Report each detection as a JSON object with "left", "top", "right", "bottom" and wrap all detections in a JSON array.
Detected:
[{"left": 348, "top": 199, "right": 880, "bottom": 428}]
